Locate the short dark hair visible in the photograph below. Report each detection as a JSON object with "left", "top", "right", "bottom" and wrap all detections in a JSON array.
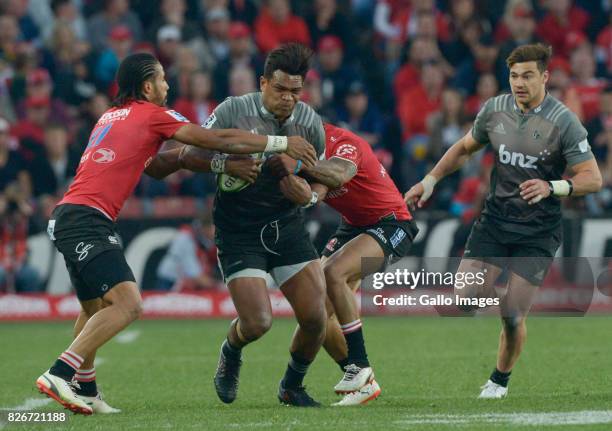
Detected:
[
  {"left": 112, "top": 53, "right": 160, "bottom": 107},
  {"left": 263, "top": 43, "right": 313, "bottom": 80},
  {"left": 506, "top": 43, "right": 552, "bottom": 73}
]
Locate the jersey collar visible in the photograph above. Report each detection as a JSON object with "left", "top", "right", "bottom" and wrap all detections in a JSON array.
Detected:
[{"left": 513, "top": 92, "right": 551, "bottom": 115}]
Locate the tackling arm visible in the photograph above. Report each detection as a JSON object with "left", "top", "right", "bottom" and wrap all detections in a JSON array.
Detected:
[
  {"left": 172, "top": 124, "right": 317, "bottom": 166},
  {"left": 300, "top": 157, "right": 358, "bottom": 189}
]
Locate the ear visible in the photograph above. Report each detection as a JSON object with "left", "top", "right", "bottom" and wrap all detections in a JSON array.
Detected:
[
  {"left": 542, "top": 70, "right": 550, "bottom": 85},
  {"left": 259, "top": 76, "right": 266, "bottom": 92},
  {"left": 142, "top": 80, "right": 153, "bottom": 95}
]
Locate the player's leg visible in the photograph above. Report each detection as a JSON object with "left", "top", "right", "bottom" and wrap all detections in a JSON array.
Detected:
[
  {"left": 36, "top": 250, "right": 140, "bottom": 415},
  {"left": 480, "top": 269, "right": 540, "bottom": 399},
  {"left": 453, "top": 258, "right": 504, "bottom": 312},
  {"left": 323, "top": 234, "right": 383, "bottom": 394},
  {"left": 214, "top": 274, "right": 272, "bottom": 404},
  {"left": 72, "top": 299, "right": 121, "bottom": 413},
  {"left": 275, "top": 260, "right": 326, "bottom": 406}
]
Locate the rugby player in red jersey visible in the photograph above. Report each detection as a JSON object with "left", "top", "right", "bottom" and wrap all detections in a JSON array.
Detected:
[
  {"left": 35, "top": 52, "right": 316, "bottom": 415},
  {"left": 268, "top": 123, "right": 419, "bottom": 405}
]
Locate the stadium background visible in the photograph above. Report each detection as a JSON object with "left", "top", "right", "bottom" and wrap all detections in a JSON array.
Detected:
[{"left": 0, "top": 0, "right": 611, "bottom": 317}]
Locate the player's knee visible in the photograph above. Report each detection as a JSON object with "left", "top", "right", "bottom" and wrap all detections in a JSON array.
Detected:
[
  {"left": 324, "top": 266, "right": 348, "bottom": 298},
  {"left": 501, "top": 316, "right": 525, "bottom": 335},
  {"left": 240, "top": 314, "right": 272, "bottom": 341},
  {"left": 298, "top": 309, "right": 326, "bottom": 336},
  {"left": 126, "top": 299, "right": 143, "bottom": 322}
]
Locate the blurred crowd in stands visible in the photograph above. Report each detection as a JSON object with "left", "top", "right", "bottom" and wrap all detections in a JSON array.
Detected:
[{"left": 1, "top": 0, "right": 612, "bottom": 292}]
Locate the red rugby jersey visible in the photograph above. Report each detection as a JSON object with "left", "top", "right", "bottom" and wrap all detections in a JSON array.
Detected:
[
  {"left": 60, "top": 101, "right": 189, "bottom": 220},
  {"left": 323, "top": 123, "right": 411, "bottom": 226}
]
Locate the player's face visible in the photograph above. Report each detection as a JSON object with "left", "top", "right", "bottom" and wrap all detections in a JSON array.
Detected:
[
  {"left": 260, "top": 70, "right": 304, "bottom": 120},
  {"left": 509, "top": 61, "right": 548, "bottom": 110},
  {"left": 146, "top": 64, "right": 170, "bottom": 106}
]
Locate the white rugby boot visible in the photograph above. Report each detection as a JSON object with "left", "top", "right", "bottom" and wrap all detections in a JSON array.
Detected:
[
  {"left": 76, "top": 391, "right": 121, "bottom": 414},
  {"left": 478, "top": 379, "right": 508, "bottom": 399},
  {"left": 333, "top": 379, "right": 381, "bottom": 406},
  {"left": 35, "top": 370, "right": 93, "bottom": 415},
  {"left": 334, "top": 364, "right": 374, "bottom": 394}
]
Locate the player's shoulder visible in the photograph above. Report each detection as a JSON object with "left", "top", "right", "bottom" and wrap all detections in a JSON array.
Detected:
[
  {"left": 324, "top": 123, "right": 368, "bottom": 157},
  {"left": 292, "top": 101, "right": 321, "bottom": 129},
  {"left": 486, "top": 93, "right": 514, "bottom": 113},
  {"left": 542, "top": 94, "right": 579, "bottom": 127},
  {"left": 215, "top": 93, "right": 261, "bottom": 117}
]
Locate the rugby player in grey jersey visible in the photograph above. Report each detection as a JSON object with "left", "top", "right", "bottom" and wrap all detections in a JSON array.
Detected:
[
  {"left": 405, "top": 44, "right": 602, "bottom": 399},
  {"left": 178, "top": 44, "right": 327, "bottom": 407}
]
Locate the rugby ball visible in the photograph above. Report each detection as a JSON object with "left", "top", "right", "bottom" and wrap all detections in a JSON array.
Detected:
[{"left": 216, "top": 153, "right": 264, "bottom": 193}]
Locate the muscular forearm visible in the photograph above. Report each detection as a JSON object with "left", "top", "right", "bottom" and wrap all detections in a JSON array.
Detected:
[
  {"left": 181, "top": 146, "right": 214, "bottom": 173},
  {"left": 144, "top": 148, "right": 182, "bottom": 179},
  {"left": 568, "top": 169, "right": 603, "bottom": 196},
  {"left": 301, "top": 160, "right": 349, "bottom": 189},
  {"left": 178, "top": 126, "right": 279, "bottom": 154}
]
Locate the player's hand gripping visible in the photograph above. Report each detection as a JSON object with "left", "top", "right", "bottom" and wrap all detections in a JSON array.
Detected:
[
  {"left": 285, "top": 136, "right": 317, "bottom": 168},
  {"left": 279, "top": 175, "right": 312, "bottom": 206},
  {"left": 519, "top": 179, "right": 551, "bottom": 205},
  {"left": 267, "top": 153, "right": 301, "bottom": 177},
  {"left": 404, "top": 175, "right": 437, "bottom": 211},
  {"left": 226, "top": 156, "right": 263, "bottom": 184}
]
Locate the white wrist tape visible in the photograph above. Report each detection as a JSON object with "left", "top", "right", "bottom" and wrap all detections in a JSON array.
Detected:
[
  {"left": 550, "top": 180, "right": 571, "bottom": 197},
  {"left": 265, "top": 135, "right": 288, "bottom": 152},
  {"left": 210, "top": 153, "right": 228, "bottom": 173},
  {"left": 302, "top": 191, "right": 319, "bottom": 208}
]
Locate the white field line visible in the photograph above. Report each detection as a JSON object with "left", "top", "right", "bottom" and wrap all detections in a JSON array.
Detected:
[
  {"left": 115, "top": 329, "right": 141, "bottom": 344},
  {"left": 395, "top": 410, "right": 612, "bottom": 426},
  {"left": 0, "top": 398, "right": 53, "bottom": 411}
]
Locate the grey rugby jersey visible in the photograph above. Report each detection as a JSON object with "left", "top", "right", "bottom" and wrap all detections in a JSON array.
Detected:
[
  {"left": 203, "top": 92, "right": 325, "bottom": 230},
  {"left": 471, "top": 93, "right": 593, "bottom": 233}
]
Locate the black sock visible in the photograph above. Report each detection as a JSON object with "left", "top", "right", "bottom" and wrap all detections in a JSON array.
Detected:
[
  {"left": 221, "top": 338, "right": 242, "bottom": 361},
  {"left": 490, "top": 368, "right": 512, "bottom": 388},
  {"left": 49, "top": 360, "right": 77, "bottom": 382},
  {"left": 337, "top": 357, "right": 349, "bottom": 372},
  {"left": 75, "top": 380, "right": 98, "bottom": 397},
  {"left": 281, "top": 352, "right": 311, "bottom": 389},
  {"left": 345, "top": 328, "right": 370, "bottom": 367}
]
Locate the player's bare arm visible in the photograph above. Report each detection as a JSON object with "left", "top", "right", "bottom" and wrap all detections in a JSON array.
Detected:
[
  {"left": 404, "top": 131, "right": 485, "bottom": 209},
  {"left": 279, "top": 176, "right": 329, "bottom": 206},
  {"left": 145, "top": 146, "right": 263, "bottom": 183},
  {"left": 171, "top": 124, "right": 317, "bottom": 166},
  {"left": 267, "top": 153, "right": 357, "bottom": 189},
  {"left": 519, "top": 158, "right": 603, "bottom": 205},
  {"left": 300, "top": 157, "right": 357, "bottom": 189}
]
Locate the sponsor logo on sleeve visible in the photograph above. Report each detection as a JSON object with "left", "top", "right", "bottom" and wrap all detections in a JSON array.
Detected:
[
  {"left": 335, "top": 144, "right": 358, "bottom": 160},
  {"left": 165, "top": 110, "right": 190, "bottom": 123},
  {"left": 578, "top": 139, "right": 589, "bottom": 153}
]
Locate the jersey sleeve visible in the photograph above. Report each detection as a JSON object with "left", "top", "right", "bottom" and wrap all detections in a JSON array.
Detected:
[
  {"left": 329, "top": 132, "right": 362, "bottom": 167},
  {"left": 150, "top": 107, "right": 191, "bottom": 139},
  {"left": 471, "top": 98, "right": 493, "bottom": 145},
  {"left": 559, "top": 110, "right": 594, "bottom": 166},
  {"left": 310, "top": 114, "right": 327, "bottom": 160},
  {"left": 201, "top": 97, "right": 235, "bottom": 130}
]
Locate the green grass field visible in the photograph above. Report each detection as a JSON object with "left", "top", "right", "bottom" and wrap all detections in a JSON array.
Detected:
[{"left": 1, "top": 316, "right": 611, "bottom": 430}]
